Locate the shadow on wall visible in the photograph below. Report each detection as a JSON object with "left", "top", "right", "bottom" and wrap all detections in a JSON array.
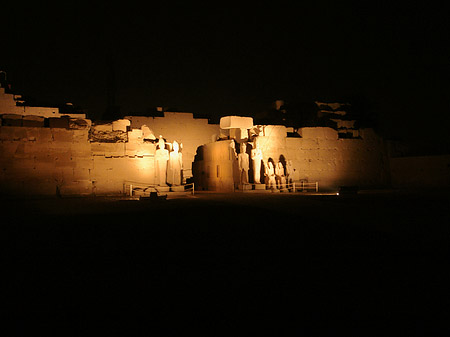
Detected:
[
  {"left": 246, "top": 142, "right": 254, "bottom": 184},
  {"left": 279, "top": 154, "right": 286, "bottom": 176}
]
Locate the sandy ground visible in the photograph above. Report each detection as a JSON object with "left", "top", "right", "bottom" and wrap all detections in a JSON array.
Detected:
[{"left": 8, "top": 191, "right": 450, "bottom": 335}]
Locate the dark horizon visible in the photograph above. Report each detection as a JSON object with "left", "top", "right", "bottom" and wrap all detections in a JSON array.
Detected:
[{"left": 2, "top": 3, "right": 450, "bottom": 147}]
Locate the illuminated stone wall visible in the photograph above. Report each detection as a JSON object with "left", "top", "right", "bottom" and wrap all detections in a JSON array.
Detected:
[
  {"left": 194, "top": 125, "right": 390, "bottom": 191},
  {"left": 0, "top": 112, "right": 220, "bottom": 196},
  {"left": 0, "top": 125, "right": 94, "bottom": 196},
  {"left": 0, "top": 87, "right": 393, "bottom": 195},
  {"left": 125, "top": 113, "right": 220, "bottom": 178},
  {"left": 257, "top": 126, "right": 390, "bottom": 190},
  {"left": 0, "top": 124, "right": 165, "bottom": 196},
  {"left": 0, "top": 113, "right": 389, "bottom": 196}
]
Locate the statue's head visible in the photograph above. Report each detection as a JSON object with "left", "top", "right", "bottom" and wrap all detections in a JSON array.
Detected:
[
  {"left": 158, "top": 136, "right": 165, "bottom": 149},
  {"left": 240, "top": 143, "right": 246, "bottom": 153},
  {"left": 173, "top": 140, "right": 179, "bottom": 153}
]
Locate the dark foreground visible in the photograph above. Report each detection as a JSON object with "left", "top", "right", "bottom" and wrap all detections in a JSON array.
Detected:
[{"left": 7, "top": 191, "right": 450, "bottom": 336}]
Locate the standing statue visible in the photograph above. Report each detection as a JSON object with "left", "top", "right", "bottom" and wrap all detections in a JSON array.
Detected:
[
  {"left": 230, "top": 140, "right": 237, "bottom": 159},
  {"left": 155, "top": 136, "right": 169, "bottom": 186},
  {"left": 251, "top": 141, "right": 263, "bottom": 184},
  {"left": 167, "top": 140, "right": 183, "bottom": 185},
  {"left": 265, "top": 160, "right": 276, "bottom": 190},
  {"left": 237, "top": 143, "right": 249, "bottom": 184},
  {"left": 275, "top": 161, "right": 286, "bottom": 189}
]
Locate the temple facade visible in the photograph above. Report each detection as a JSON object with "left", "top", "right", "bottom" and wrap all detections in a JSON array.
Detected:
[
  {"left": 193, "top": 118, "right": 390, "bottom": 192},
  {"left": 0, "top": 117, "right": 389, "bottom": 196},
  {"left": 3, "top": 86, "right": 445, "bottom": 196}
]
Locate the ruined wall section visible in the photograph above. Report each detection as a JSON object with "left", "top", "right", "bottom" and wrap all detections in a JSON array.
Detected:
[
  {"left": 0, "top": 120, "right": 159, "bottom": 196},
  {"left": 255, "top": 126, "right": 389, "bottom": 190},
  {"left": 0, "top": 112, "right": 220, "bottom": 197},
  {"left": 0, "top": 88, "right": 24, "bottom": 115},
  {"left": 0, "top": 113, "right": 389, "bottom": 196},
  {"left": 0, "top": 125, "right": 94, "bottom": 196},
  {"left": 126, "top": 112, "right": 220, "bottom": 178},
  {"left": 0, "top": 87, "right": 85, "bottom": 118}
]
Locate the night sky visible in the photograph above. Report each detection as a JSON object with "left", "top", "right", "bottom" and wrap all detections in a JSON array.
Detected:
[{"left": 2, "top": 2, "right": 450, "bottom": 147}]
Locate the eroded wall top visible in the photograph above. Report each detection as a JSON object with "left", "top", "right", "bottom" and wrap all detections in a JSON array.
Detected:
[{"left": 0, "top": 87, "right": 85, "bottom": 118}]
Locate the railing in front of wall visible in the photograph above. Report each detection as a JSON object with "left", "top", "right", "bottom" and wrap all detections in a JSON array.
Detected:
[
  {"left": 292, "top": 181, "right": 319, "bottom": 192},
  {"left": 123, "top": 180, "right": 195, "bottom": 196},
  {"left": 238, "top": 181, "right": 319, "bottom": 192},
  {"left": 184, "top": 183, "right": 195, "bottom": 195}
]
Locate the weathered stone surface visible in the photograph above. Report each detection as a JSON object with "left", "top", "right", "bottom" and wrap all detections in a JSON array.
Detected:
[
  {"left": 263, "top": 125, "right": 287, "bottom": 138},
  {"left": 2, "top": 114, "right": 22, "bottom": 126},
  {"left": 299, "top": 127, "right": 338, "bottom": 140},
  {"left": 112, "top": 119, "right": 131, "bottom": 132},
  {"left": 23, "top": 115, "right": 45, "bottom": 127},
  {"left": 93, "top": 123, "right": 113, "bottom": 133},
  {"left": 52, "top": 129, "right": 73, "bottom": 142},
  {"left": 220, "top": 116, "right": 253, "bottom": 129},
  {"left": 69, "top": 118, "right": 91, "bottom": 130},
  {"left": 141, "top": 125, "right": 156, "bottom": 140},
  {"left": 49, "top": 117, "right": 70, "bottom": 129},
  {"left": 127, "top": 129, "right": 143, "bottom": 142},
  {"left": 89, "top": 124, "right": 127, "bottom": 142}
]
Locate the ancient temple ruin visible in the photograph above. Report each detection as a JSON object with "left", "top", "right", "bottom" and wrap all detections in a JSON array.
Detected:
[
  {"left": 193, "top": 116, "right": 390, "bottom": 192},
  {"left": 0, "top": 86, "right": 220, "bottom": 196},
  {"left": 1, "top": 84, "right": 447, "bottom": 197}
]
